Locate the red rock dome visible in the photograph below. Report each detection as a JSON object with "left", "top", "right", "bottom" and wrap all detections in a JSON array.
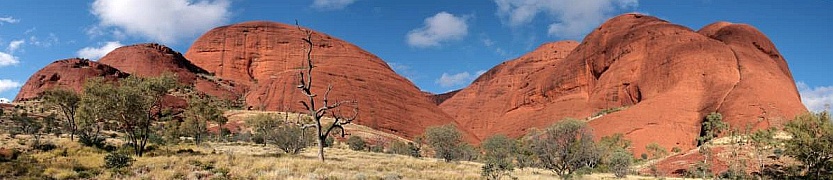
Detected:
[
  {"left": 185, "top": 21, "right": 474, "bottom": 141},
  {"left": 14, "top": 58, "right": 127, "bottom": 101}
]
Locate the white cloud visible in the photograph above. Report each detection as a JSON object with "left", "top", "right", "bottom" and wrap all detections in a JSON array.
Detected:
[
  {"left": 0, "top": 16, "right": 19, "bottom": 24},
  {"left": 312, "top": 0, "right": 357, "bottom": 10},
  {"left": 797, "top": 82, "right": 833, "bottom": 112},
  {"left": 0, "top": 98, "right": 10, "bottom": 103},
  {"left": 77, "top": 41, "right": 124, "bottom": 60},
  {"left": 0, "top": 79, "right": 21, "bottom": 94},
  {"left": 91, "top": 0, "right": 231, "bottom": 44},
  {"left": 436, "top": 70, "right": 486, "bottom": 88},
  {"left": 407, "top": 12, "right": 469, "bottom": 48},
  {"left": 0, "top": 52, "right": 19, "bottom": 67},
  {"left": 7, "top": 40, "right": 25, "bottom": 53},
  {"left": 28, "top": 34, "right": 60, "bottom": 48},
  {"left": 494, "top": 0, "right": 637, "bottom": 39}
]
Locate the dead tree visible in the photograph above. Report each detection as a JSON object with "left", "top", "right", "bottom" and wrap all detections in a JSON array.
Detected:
[{"left": 295, "top": 22, "right": 359, "bottom": 162}]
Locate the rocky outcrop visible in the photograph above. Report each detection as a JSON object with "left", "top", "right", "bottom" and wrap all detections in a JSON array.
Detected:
[
  {"left": 185, "top": 21, "right": 473, "bottom": 141},
  {"left": 14, "top": 58, "right": 128, "bottom": 101},
  {"left": 98, "top": 43, "right": 246, "bottom": 100},
  {"left": 440, "top": 13, "right": 806, "bottom": 155},
  {"left": 425, "top": 90, "right": 461, "bottom": 105}
]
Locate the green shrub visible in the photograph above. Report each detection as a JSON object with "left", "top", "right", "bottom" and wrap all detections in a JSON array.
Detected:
[
  {"left": 482, "top": 158, "right": 513, "bottom": 180},
  {"left": 33, "top": 142, "right": 57, "bottom": 151},
  {"left": 104, "top": 153, "right": 133, "bottom": 169},
  {"left": 386, "top": 141, "right": 411, "bottom": 156},
  {"left": 609, "top": 149, "right": 632, "bottom": 178},
  {"left": 424, "top": 124, "right": 465, "bottom": 162},
  {"left": 347, "top": 136, "right": 366, "bottom": 151},
  {"left": 671, "top": 146, "right": 682, "bottom": 153},
  {"left": 480, "top": 134, "right": 517, "bottom": 179},
  {"left": 531, "top": 118, "right": 599, "bottom": 177},
  {"left": 78, "top": 134, "right": 106, "bottom": 149}
]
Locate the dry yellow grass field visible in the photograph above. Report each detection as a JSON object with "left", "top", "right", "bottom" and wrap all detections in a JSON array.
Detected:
[{"left": 1, "top": 134, "right": 689, "bottom": 180}]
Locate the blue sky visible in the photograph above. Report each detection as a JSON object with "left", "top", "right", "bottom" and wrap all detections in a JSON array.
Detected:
[{"left": 0, "top": 0, "right": 831, "bottom": 111}]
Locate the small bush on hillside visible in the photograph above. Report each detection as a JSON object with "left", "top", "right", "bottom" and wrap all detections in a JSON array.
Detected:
[
  {"left": 247, "top": 114, "right": 313, "bottom": 154},
  {"left": 531, "top": 118, "right": 600, "bottom": 177},
  {"left": 347, "top": 136, "right": 366, "bottom": 151},
  {"left": 386, "top": 141, "right": 411, "bottom": 156},
  {"left": 104, "top": 153, "right": 133, "bottom": 169},
  {"left": 609, "top": 149, "right": 632, "bottom": 178},
  {"left": 480, "top": 134, "right": 517, "bottom": 179},
  {"left": 33, "top": 142, "right": 57, "bottom": 151},
  {"left": 783, "top": 111, "right": 833, "bottom": 178},
  {"left": 78, "top": 134, "right": 106, "bottom": 149},
  {"left": 646, "top": 142, "right": 667, "bottom": 160},
  {"left": 482, "top": 158, "right": 514, "bottom": 180},
  {"left": 424, "top": 124, "right": 466, "bottom": 162},
  {"left": 672, "top": 146, "right": 682, "bottom": 153}
]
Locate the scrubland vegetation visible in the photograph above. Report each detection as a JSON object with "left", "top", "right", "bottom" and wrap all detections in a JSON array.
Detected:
[{"left": 2, "top": 86, "right": 832, "bottom": 180}]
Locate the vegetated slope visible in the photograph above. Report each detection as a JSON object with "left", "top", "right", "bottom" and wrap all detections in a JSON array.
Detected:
[
  {"left": 14, "top": 58, "right": 128, "bottom": 101},
  {"left": 98, "top": 43, "right": 246, "bottom": 100},
  {"left": 185, "top": 21, "right": 472, "bottom": 141},
  {"left": 439, "top": 13, "right": 806, "bottom": 155}
]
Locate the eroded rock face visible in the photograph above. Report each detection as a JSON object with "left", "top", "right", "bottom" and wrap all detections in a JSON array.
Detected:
[
  {"left": 98, "top": 43, "right": 246, "bottom": 100},
  {"left": 14, "top": 58, "right": 128, "bottom": 101},
  {"left": 440, "top": 13, "right": 806, "bottom": 155},
  {"left": 185, "top": 21, "right": 471, "bottom": 141}
]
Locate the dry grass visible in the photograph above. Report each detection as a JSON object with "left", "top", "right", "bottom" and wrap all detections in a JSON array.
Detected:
[{"left": 1, "top": 134, "right": 684, "bottom": 180}]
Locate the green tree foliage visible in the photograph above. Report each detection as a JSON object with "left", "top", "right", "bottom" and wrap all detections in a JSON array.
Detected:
[
  {"left": 11, "top": 112, "right": 40, "bottom": 135},
  {"left": 608, "top": 148, "right": 632, "bottom": 178},
  {"left": 386, "top": 141, "right": 418, "bottom": 156},
  {"left": 104, "top": 153, "right": 133, "bottom": 169},
  {"left": 424, "top": 124, "right": 467, "bottom": 162},
  {"left": 699, "top": 112, "right": 728, "bottom": 145},
  {"left": 480, "top": 134, "right": 517, "bottom": 180},
  {"left": 695, "top": 112, "right": 728, "bottom": 178},
  {"left": 531, "top": 118, "right": 600, "bottom": 178},
  {"left": 76, "top": 75, "right": 177, "bottom": 157},
  {"left": 75, "top": 79, "right": 110, "bottom": 147},
  {"left": 40, "top": 88, "right": 80, "bottom": 140},
  {"left": 182, "top": 95, "right": 224, "bottom": 144},
  {"left": 784, "top": 111, "right": 833, "bottom": 178},
  {"left": 749, "top": 127, "right": 777, "bottom": 174},
  {"left": 347, "top": 136, "right": 366, "bottom": 151},
  {"left": 246, "top": 114, "right": 311, "bottom": 154},
  {"left": 597, "top": 133, "right": 633, "bottom": 177},
  {"left": 646, "top": 142, "right": 667, "bottom": 160}
]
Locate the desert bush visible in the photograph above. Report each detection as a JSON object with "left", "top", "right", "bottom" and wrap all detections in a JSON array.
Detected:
[
  {"left": 33, "top": 142, "right": 58, "bottom": 151},
  {"left": 592, "top": 106, "right": 627, "bottom": 117},
  {"left": 671, "top": 146, "right": 682, "bottom": 153},
  {"left": 247, "top": 114, "right": 312, "bottom": 154},
  {"left": 386, "top": 141, "right": 413, "bottom": 156},
  {"left": 481, "top": 134, "right": 516, "bottom": 161},
  {"left": 531, "top": 118, "right": 600, "bottom": 178},
  {"left": 424, "top": 124, "right": 466, "bottom": 162},
  {"left": 480, "top": 134, "right": 517, "bottom": 179},
  {"left": 0, "top": 155, "right": 47, "bottom": 179},
  {"left": 347, "top": 136, "right": 366, "bottom": 151},
  {"left": 104, "top": 153, "right": 133, "bottom": 169},
  {"left": 78, "top": 133, "right": 106, "bottom": 149},
  {"left": 783, "top": 111, "right": 833, "bottom": 178},
  {"left": 646, "top": 142, "right": 667, "bottom": 160},
  {"left": 482, "top": 158, "right": 513, "bottom": 180},
  {"left": 608, "top": 149, "right": 632, "bottom": 178}
]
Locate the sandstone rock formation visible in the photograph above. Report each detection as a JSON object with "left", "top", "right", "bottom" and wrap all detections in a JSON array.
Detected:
[
  {"left": 98, "top": 43, "right": 246, "bottom": 100},
  {"left": 14, "top": 58, "right": 128, "bottom": 101},
  {"left": 185, "top": 21, "right": 472, "bottom": 141},
  {"left": 440, "top": 13, "right": 806, "bottom": 155}
]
